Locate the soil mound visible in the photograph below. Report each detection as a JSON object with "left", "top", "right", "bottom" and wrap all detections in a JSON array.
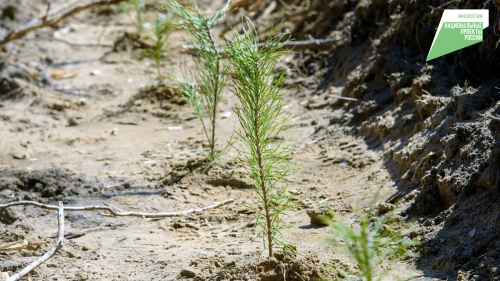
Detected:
[{"left": 0, "top": 167, "right": 102, "bottom": 203}]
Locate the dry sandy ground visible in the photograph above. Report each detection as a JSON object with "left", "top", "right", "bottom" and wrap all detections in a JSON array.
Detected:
[{"left": 0, "top": 1, "right": 442, "bottom": 280}]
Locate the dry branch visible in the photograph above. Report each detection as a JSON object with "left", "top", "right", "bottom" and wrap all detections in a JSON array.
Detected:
[
  {"left": 0, "top": 0, "right": 127, "bottom": 46},
  {"left": 248, "top": 0, "right": 269, "bottom": 12},
  {"left": 221, "top": 0, "right": 310, "bottom": 38},
  {"left": 6, "top": 202, "right": 65, "bottom": 281},
  {"left": 219, "top": 10, "right": 245, "bottom": 38},
  {"left": 0, "top": 240, "right": 29, "bottom": 251},
  {"left": 225, "top": 0, "right": 254, "bottom": 12},
  {"left": 181, "top": 37, "right": 346, "bottom": 55},
  {"left": 23, "top": 37, "right": 114, "bottom": 48},
  {"left": 327, "top": 93, "right": 359, "bottom": 102},
  {"left": 488, "top": 113, "right": 500, "bottom": 121},
  {"left": 0, "top": 199, "right": 235, "bottom": 218}
]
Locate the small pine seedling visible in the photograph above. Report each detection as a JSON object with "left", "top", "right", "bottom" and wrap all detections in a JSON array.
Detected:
[
  {"left": 166, "top": 0, "right": 229, "bottom": 163},
  {"left": 144, "top": 15, "right": 173, "bottom": 78},
  {"left": 223, "top": 18, "right": 297, "bottom": 258},
  {"left": 320, "top": 205, "right": 418, "bottom": 281},
  {"left": 130, "top": 0, "right": 145, "bottom": 34}
]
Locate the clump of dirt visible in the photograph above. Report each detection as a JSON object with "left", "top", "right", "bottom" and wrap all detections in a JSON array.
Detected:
[
  {"left": 0, "top": 62, "right": 48, "bottom": 100},
  {"left": 100, "top": 31, "right": 152, "bottom": 63},
  {"left": 217, "top": 256, "right": 331, "bottom": 281},
  {"left": 160, "top": 154, "right": 208, "bottom": 186},
  {"left": 0, "top": 167, "right": 102, "bottom": 203},
  {"left": 160, "top": 155, "right": 251, "bottom": 190},
  {"left": 111, "top": 83, "right": 185, "bottom": 118},
  {"left": 111, "top": 32, "right": 150, "bottom": 53}
]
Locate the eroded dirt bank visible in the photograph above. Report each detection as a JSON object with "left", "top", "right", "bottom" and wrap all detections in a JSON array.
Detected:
[{"left": 270, "top": 0, "right": 500, "bottom": 280}]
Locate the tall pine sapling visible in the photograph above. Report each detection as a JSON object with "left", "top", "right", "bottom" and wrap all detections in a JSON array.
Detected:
[
  {"left": 224, "top": 18, "right": 297, "bottom": 258},
  {"left": 166, "top": 0, "right": 229, "bottom": 163}
]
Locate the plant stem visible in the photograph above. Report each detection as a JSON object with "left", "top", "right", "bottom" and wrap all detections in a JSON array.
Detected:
[
  {"left": 224, "top": 18, "right": 295, "bottom": 258},
  {"left": 210, "top": 84, "right": 217, "bottom": 160},
  {"left": 361, "top": 220, "right": 373, "bottom": 281},
  {"left": 258, "top": 143, "right": 274, "bottom": 258},
  {"left": 204, "top": 23, "right": 219, "bottom": 162},
  {"left": 251, "top": 58, "right": 273, "bottom": 258}
]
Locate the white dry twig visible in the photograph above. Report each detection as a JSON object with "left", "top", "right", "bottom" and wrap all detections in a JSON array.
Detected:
[
  {"left": 6, "top": 202, "right": 65, "bottom": 281},
  {"left": 23, "top": 37, "right": 114, "bottom": 48},
  {"left": 318, "top": 198, "right": 330, "bottom": 205},
  {"left": 307, "top": 135, "right": 327, "bottom": 145},
  {"left": 326, "top": 93, "right": 359, "bottom": 102},
  {"left": 0, "top": 199, "right": 235, "bottom": 218},
  {"left": 487, "top": 113, "right": 500, "bottom": 121}
]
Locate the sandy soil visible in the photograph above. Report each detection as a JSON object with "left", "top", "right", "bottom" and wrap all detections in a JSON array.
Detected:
[
  {"left": 3, "top": 0, "right": 500, "bottom": 280},
  {"left": 0, "top": 1, "right": 429, "bottom": 280}
]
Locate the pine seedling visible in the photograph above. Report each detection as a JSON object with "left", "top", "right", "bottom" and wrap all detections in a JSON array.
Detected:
[
  {"left": 320, "top": 205, "right": 418, "bottom": 281},
  {"left": 117, "top": 0, "right": 146, "bottom": 34},
  {"left": 223, "top": 18, "right": 297, "bottom": 258},
  {"left": 144, "top": 15, "right": 173, "bottom": 78},
  {"left": 130, "top": 0, "right": 145, "bottom": 34},
  {"left": 166, "top": 0, "right": 229, "bottom": 163}
]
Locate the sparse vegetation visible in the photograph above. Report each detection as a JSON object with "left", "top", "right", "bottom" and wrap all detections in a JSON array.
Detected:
[
  {"left": 129, "top": 0, "right": 145, "bottom": 34},
  {"left": 143, "top": 15, "right": 173, "bottom": 78},
  {"left": 320, "top": 204, "right": 418, "bottom": 281},
  {"left": 117, "top": 0, "right": 146, "bottom": 34},
  {"left": 166, "top": 0, "right": 229, "bottom": 163},
  {"left": 223, "top": 18, "right": 297, "bottom": 258}
]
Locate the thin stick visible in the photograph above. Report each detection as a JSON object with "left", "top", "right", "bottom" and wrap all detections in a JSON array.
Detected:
[
  {"left": 23, "top": 37, "right": 114, "bottom": 48},
  {"left": 277, "top": 0, "right": 293, "bottom": 10},
  {"left": 181, "top": 37, "right": 346, "bottom": 55},
  {"left": 248, "top": 0, "right": 268, "bottom": 12},
  {"left": 307, "top": 136, "right": 326, "bottom": 145},
  {"left": 225, "top": 0, "right": 254, "bottom": 12},
  {"left": 318, "top": 198, "right": 329, "bottom": 205},
  {"left": 6, "top": 202, "right": 65, "bottom": 281},
  {"left": 0, "top": 0, "right": 128, "bottom": 46},
  {"left": 326, "top": 93, "right": 359, "bottom": 102},
  {"left": 0, "top": 199, "right": 235, "bottom": 218},
  {"left": 0, "top": 240, "right": 28, "bottom": 251}
]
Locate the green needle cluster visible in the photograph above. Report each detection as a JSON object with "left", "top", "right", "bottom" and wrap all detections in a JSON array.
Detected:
[
  {"left": 144, "top": 15, "right": 173, "bottom": 78},
  {"left": 223, "top": 18, "right": 297, "bottom": 258},
  {"left": 321, "top": 206, "right": 418, "bottom": 281},
  {"left": 167, "top": 0, "right": 229, "bottom": 163}
]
